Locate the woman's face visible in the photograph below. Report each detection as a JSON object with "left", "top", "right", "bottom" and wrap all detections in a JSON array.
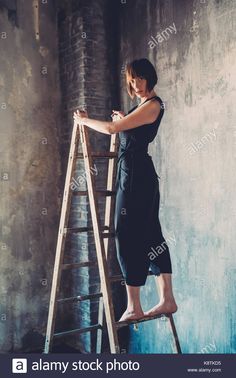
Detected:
[{"left": 130, "top": 76, "right": 148, "bottom": 98}]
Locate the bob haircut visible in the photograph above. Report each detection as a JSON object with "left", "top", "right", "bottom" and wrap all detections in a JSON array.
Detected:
[{"left": 125, "top": 58, "right": 158, "bottom": 99}]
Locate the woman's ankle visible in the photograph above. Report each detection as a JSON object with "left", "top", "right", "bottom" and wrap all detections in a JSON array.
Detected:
[
  {"left": 126, "top": 305, "right": 143, "bottom": 314},
  {"left": 159, "top": 295, "right": 176, "bottom": 303}
]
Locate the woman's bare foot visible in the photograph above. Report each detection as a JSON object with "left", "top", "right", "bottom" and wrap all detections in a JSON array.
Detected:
[
  {"left": 118, "top": 309, "right": 146, "bottom": 322},
  {"left": 144, "top": 298, "right": 178, "bottom": 317}
]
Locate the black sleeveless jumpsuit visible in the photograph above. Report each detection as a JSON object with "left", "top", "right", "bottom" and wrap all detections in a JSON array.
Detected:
[{"left": 114, "top": 96, "right": 172, "bottom": 286}]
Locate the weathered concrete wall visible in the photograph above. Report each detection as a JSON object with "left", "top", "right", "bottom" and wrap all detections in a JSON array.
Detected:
[
  {"left": 118, "top": 0, "right": 236, "bottom": 353},
  {"left": 1, "top": 0, "right": 235, "bottom": 354},
  {"left": 0, "top": 1, "right": 62, "bottom": 352}
]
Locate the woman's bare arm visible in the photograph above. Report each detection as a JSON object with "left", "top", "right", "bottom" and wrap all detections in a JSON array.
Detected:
[
  {"left": 77, "top": 117, "right": 113, "bottom": 135},
  {"left": 73, "top": 110, "right": 112, "bottom": 135},
  {"left": 73, "top": 99, "right": 161, "bottom": 135},
  {"left": 110, "top": 100, "right": 161, "bottom": 134}
]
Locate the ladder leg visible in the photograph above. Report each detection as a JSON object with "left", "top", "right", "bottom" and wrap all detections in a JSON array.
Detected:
[
  {"left": 95, "top": 315, "right": 103, "bottom": 353},
  {"left": 167, "top": 314, "right": 182, "bottom": 354},
  {"left": 80, "top": 125, "right": 120, "bottom": 353},
  {"left": 44, "top": 122, "right": 79, "bottom": 353},
  {"left": 96, "top": 133, "right": 117, "bottom": 353},
  {"left": 153, "top": 275, "right": 181, "bottom": 354}
]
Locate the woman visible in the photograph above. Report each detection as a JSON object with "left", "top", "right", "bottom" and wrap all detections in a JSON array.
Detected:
[{"left": 73, "top": 58, "right": 177, "bottom": 323}]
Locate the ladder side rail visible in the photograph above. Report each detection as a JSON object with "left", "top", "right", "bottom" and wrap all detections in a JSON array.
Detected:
[
  {"left": 79, "top": 123, "right": 120, "bottom": 353},
  {"left": 44, "top": 121, "right": 79, "bottom": 353},
  {"left": 96, "top": 133, "right": 118, "bottom": 353}
]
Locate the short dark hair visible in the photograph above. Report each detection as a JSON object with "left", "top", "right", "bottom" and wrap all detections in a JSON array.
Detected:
[{"left": 125, "top": 58, "right": 158, "bottom": 99}]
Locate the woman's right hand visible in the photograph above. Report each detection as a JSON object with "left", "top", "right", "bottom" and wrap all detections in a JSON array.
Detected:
[{"left": 111, "top": 110, "right": 125, "bottom": 119}]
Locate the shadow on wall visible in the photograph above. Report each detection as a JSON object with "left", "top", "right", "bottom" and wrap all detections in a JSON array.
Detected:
[
  {"left": 6, "top": 329, "right": 82, "bottom": 353},
  {"left": 0, "top": 0, "right": 18, "bottom": 26}
]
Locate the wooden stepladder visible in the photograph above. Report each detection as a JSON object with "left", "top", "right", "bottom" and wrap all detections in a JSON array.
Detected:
[{"left": 44, "top": 119, "right": 182, "bottom": 354}]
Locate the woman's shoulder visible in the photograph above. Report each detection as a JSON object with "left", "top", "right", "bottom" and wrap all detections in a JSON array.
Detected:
[
  {"left": 152, "top": 96, "right": 165, "bottom": 111},
  {"left": 127, "top": 96, "right": 165, "bottom": 116}
]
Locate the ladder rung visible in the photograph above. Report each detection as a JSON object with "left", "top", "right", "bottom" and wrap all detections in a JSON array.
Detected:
[
  {"left": 77, "top": 151, "right": 117, "bottom": 159},
  {"left": 64, "top": 225, "right": 110, "bottom": 234},
  {"left": 110, "top": 271, "right": 154, "bottom": 282},
  {"left": 73, "top": 190, "right": 116, "bottom": 197},
  {"left": 102, "top": 232, "right": 115, "bottom": 238},
  {"left": 116, "top": 313, "right": 171, "bottom": 329},
  {"left": 62, "top": 261, "right": 97, "bottom": 270},
  {"left": 54, "top": 324, "right": 103, "bottom": 338},
  {"left": 57, "top": 292, "right": 102, "bottom": 303}
]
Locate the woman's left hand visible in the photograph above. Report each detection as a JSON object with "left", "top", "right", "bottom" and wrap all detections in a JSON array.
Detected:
[{"left": 73, "top": 109, "right": 88, "bottom": 124}]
